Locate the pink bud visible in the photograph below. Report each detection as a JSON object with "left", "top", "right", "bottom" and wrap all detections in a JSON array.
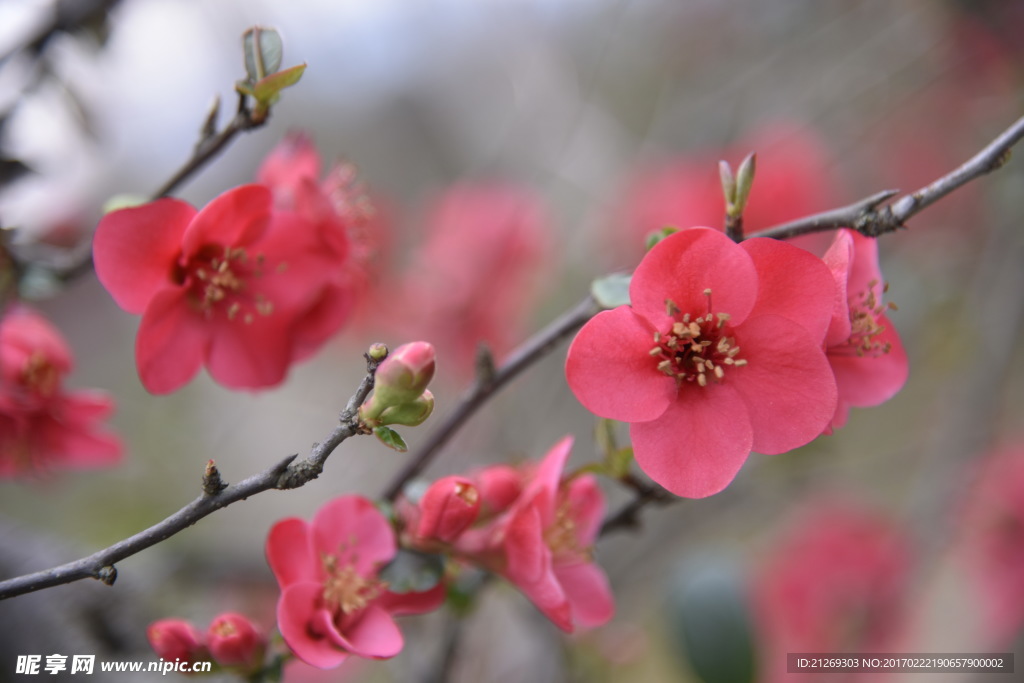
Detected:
[
  {"left": 207, "top": 612, "right": 265, "bottom": 669},
  {"left": 374, "top": 341, "right": 436, "bottom": 404},
  {"left": 416, "top": 476, "right": 481, "bottom": 543},
  {"left": 147, "top": 618, "right": 207, "bottom": 663},
  {"left": 475, "top": 465, "right": 524, "bottom": 515}
]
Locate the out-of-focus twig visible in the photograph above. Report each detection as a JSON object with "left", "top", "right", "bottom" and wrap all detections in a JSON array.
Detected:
[
  {"left": 381, "top": 295, "right": 600, "bottom": 502},
  {"left": 749, "top": 114, "right": 1024, "bottom": 241},
  {"left": 0, "top": 354, "right": 381, "bottom": 601}
]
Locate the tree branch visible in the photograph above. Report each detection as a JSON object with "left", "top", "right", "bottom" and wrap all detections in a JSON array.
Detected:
[
  {"left": 748, "top": 114, "right": 1024, "bottom": 241},
  {"left": 0, "top": 354, "right": 381, "bottom": 601},
  {"left": 381, "top": 295, "right": 600, "bottom": 502}
]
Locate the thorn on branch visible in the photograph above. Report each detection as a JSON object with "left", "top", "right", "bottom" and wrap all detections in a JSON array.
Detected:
[{"left": 95, "top": 565, "right": 117, "bottom": 586}]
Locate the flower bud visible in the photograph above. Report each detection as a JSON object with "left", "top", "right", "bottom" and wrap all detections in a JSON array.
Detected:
[
  {"left": 362, "top": 342, "right": 436, "bottom": 422},
  {"left": 416, "top": 476, "right": 481, "bottom": 543},
  {"left": 147, "top": 618, "right": 207, "bottom": 663},
  {"left": 475, "top": 464, "right": 524, "bottom": 515},
  {"left": 207, "top": 612, "right": 265, "bottom": 670},
  {"left": 374, "top": 390, "right": 435, "bottom": 428}
]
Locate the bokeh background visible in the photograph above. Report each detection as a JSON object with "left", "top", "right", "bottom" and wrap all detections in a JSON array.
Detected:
[{"left": 1, "top": 0, "right": 1023, "bottom": 681}]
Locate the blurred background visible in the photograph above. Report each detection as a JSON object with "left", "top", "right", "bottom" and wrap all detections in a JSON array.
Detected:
[{"left": 1, "top": 0, "right": 1023, "bottom": 681}]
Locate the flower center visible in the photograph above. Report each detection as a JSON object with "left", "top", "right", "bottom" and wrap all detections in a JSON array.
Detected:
[
  {"left": 21, "top": 351, "right": 60, "bottom": 397},
  {"left": 320, "top": 553, "right": 387, "bottom": 616},
  {"left": 836, "top": 280, "right": 896, "bottom": 357},
  {"left": 649, "top": 289, "right": 746, "bottom": 388},
  {"left": 180, "top": 245, "right": 279, "bottom": 323}
]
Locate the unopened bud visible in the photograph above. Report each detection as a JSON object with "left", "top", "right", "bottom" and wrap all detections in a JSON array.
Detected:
[
  {"left": 368, "top": 390, "right": 434, "bottom": 428},
  {"left": 732, "top": 152, "right": 757, "bottom": 217},
  {"left": 368, "top": 342, "right": 389, "bottom": 362},
  {"left": 416, "top": 476, "right": 481, "bottom": 543},
  {"left": 207, "top": 613, "right": 265, "bottom": 670},
  {"left": 147, "top": 619, "right": 207, "bottom": 664},
  {"left": 719, "top": 160, "right": 736, "bottom": 208},
  {"left": 363, "top": 342, "right": 436, "bottom": 422}
]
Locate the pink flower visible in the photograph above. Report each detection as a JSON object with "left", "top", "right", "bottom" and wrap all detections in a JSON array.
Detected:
[
  {"left": 494, "top": 436, "right": 614, "bottom": 632},
  {"left": 617, "top": 124, "right": 839, "bottom": 260},
  {"left": 256, "top": 133, "right": 388, "bottom": 355},
  {"left": 207, "top": 612, "right": 265, "bottom": 670},
  {"left": 0, "top": 306, "right": 122, "bottom": 476},
  {"left": 147, "top": 618, "right": 208, "bottom": 664},
  {"left": 822, "top": 229, "right": 909, "bottom": 429},
  {"left": 93, "top": 185, "right": 348, "bottom": 393},
  {"left": 753, "top": 501, "right": 912, "bottom": 683},
  {"left": 566, "top": 228, "right": 837, "bottom": 498},
  {"left": 958, "top": 445, "right": 1024, "bottom": 646},
  {"left": 412, "top": 476, "right": 481, "bottom": 544},
  {"left": 395, "top": 182, "right": 549, "bottom": 378},
  {"left": 266, "top": 495, "right": 444, "bottom": 669}
]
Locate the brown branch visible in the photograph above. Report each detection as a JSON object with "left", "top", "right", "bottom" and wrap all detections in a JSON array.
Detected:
[
  {"left": 381, "top": 295, "right": 600, "bottom": 502},
  {"left": 748, "top": 114, "right": 1024, "bottom": 241},
  {"left": 0, "top": 353, "right": 381, "bottom": 601}
]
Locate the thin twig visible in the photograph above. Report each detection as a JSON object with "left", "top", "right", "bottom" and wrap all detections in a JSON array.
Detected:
[
  {"left": 748, "top": 114, "right": 1024, "bottom": 241},
  {"left": 0, "top": 354, "right": 381, "bottom": 601},
  {"left": 381, "top": 295, "right": 600, "bottom": 502}
]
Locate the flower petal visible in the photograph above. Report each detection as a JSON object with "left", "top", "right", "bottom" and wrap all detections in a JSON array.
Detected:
[
  {"left": 93, "top": 199, "right": 194, "bottom": 314},
  {"left": 266, "top": 518, "right": 316, "bottom": 588},
  {"left": 504, "top": 503, "right": 547, "bottom": 585},
  {"left": 565, "top": 307, "right": 674, "bottom": 422},
  {"left": 377, "top": 583, "right": 447, "bottom": 616},
  {"left": 730, "top": 315, "right": 837, "bottom": 454},
  {"left": 630, "top": 228, "right": 757, "bottom": 330},
  {"left": 822, "top": 230, "right": 854, "bottom": 346},
  {"left": 182, "top": 185, "right": 271, "bottom": 255},
  {"left": 278, "top": 584, "right": 349, "bottom": 669},
  {"left": 203, "top": 313, "right": 295, "bottom": 390},
  {"left": 331, "top": 605, "right": 403, "bottom": 659},
  {"left": 135, "top": 289, "right": 207, "bottom": 394},
  {"left": 631, "top": 386, "right": 754, "bottom": 498},
  {"left": 742, "top": 237, "right": 835, "bottom": 342},
  {"left": 519, "top": 436, "right": 573, "bottom": 528},
  {"left": 564, "top": 474, "right": 605, "bottom": 547},
  {"left": 554, "top": 561, "right": 614, "bottom": 628},
  {"left": 830, "top": 313, "right": 908, "bottom": 408},
  {"left": 312, "top": 496, "right": 396, "bottom": 575}
]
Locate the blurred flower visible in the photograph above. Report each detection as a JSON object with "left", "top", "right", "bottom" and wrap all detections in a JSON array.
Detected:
[
  {"left": 411, "top": 475, "right": 480, "bottom": 545},
  {"left": 616, "top": 124, "right": 839, "bottom": 261},
  {"left": 265, "top": 495, "right": 444, "bottom": 669},
  {"left": 566, "top": 228, "right": 837, "bottom": 498},
  {"left": 257, "top": 133, "right": 389, "bottom": 352},
  {"left": 147, "top": 618, "right": 209, "bottom": 665},
  {"left": 395, "top": 181, "right": 549, "bottom": 379},
  {"left": 207, "top": 612, "right": 266, "bottom": 671},
  {"left": 753, "top": 501, "right": 913, "bottom": 683},
  {"left": 958, "top": 445, "right": 1024, "bottom": 647},
  {"left": 0, "top": 306, "right": 122, "bottom": 477},
  {"left": 822, "top": 229, "right": 908, "bottom": 430},
  {"left": 451, "top": 437, "right": 614, "bottom": 633},
  {"left": 93, "top": 184, "right": 350, "bottom": 393}
]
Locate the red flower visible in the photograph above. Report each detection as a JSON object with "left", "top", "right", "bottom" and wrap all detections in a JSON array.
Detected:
[
  {"left": 0, "top": 306, "right": 122, "bottom": 476},
  {"left": 257, "top": 133, "right": 387, "bottom": 356},
  {"left": 494, "top": 436, "right": 614, "bottom": 632},
  {"left": 207, "top": 612, "right": 266, "bottom": 670},
  {"left": 958, "top": 445, "right": 1024, "bottom": 646},
  {"left": 396, "top": 182, "right": 549, "bottom": 378},
  {"left": 753, "top": 501, "right": 912, "bottom": 682},
  {"left": 822, "top": 229, "right": 909, "bottom": 429},
  {"left": 566, "top": 228, "right": 837, "bottom": 498},
  {"left": 147, "top": 618, "right": 208, "bottom": 664},
  {"left": 265, "top": 495, "right": 444, "bottom": 669},
  {"left": 93, "top": 185, "right": 347, "bottom": 393}
]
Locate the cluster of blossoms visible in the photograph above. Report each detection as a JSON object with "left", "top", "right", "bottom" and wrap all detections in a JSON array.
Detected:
[
  {"left": 148, "top": 613, "right": 266, "bottom": 675},
  {"left": 0, "top": 306, "right": 121, "bottom": 476},
  {"left": 566, "top": 226, "right": 907, "bottom": 497},
  {"left": 93, "top": 135, "right": 380, "bottom": 394}
]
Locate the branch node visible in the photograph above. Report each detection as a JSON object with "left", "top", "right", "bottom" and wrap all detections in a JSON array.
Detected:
[
  {"left": 202, "top": 459, "right": 228, "bottom": 496},
  {"left": 95, "top": 565, "right": 117, "bottom": 586},
  {"left": 475, "top": 343, "right": 496, "bottom": 386}
]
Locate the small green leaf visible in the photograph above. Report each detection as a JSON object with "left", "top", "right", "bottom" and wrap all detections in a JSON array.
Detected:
[
  {"left": 379, "top": 549, "right": 445, "bottom": 593},
  {"left": 374, "top": 426, "right": 408, "bottom": 452},
  {"left": 252, "top": 63, "right": 307, "bottom": 104},
  {"left": 645, "top": 225, "right": 680, "bottom": 251},
  {"left": 242, "top": 27, "right": 283, "bottom": 82},
  {"left": 591, "top": 272, "right": 632, "bottom": 309}
]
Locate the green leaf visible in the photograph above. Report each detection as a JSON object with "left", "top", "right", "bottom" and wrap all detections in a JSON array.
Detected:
[
  {"left": 374, "top": 426, "right": 408, "bottom": 452},
  {"left": 591, "top": 272, "right": 631, "bottom": 309},
  {"left": 379, "top": 549, "right": 445, "bottom": 593},
  {"left": 668, "top": 555, "right": 757, "bottom": 683},
  {"left": 645, "top": 225, "right": 680, "bottom": 251},
  {"left": 242, "top": 27, "right": 283, "bottom": 82},
  {"left": 252, "top": 63, "right": 307, "bottom": 104}
]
